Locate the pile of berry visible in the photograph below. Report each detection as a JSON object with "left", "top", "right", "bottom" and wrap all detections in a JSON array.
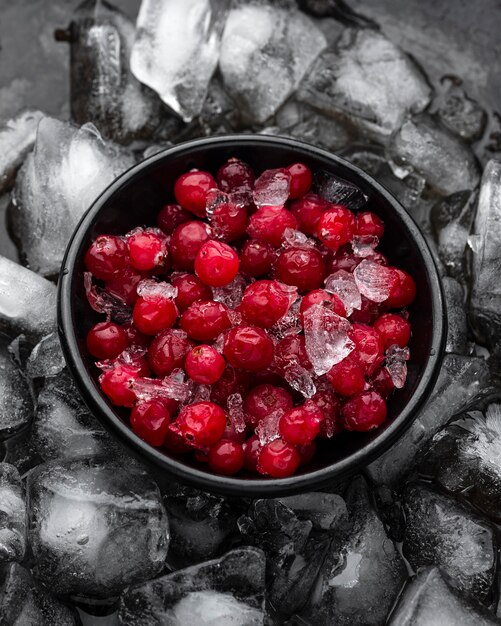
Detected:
[{"left": 83, "top": 158, "right": 415, "bottom": 479}]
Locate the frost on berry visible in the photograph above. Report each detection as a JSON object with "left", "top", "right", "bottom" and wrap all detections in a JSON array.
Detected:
[
  {"left": 282, "top": 227, "right": 315, "bottom": 249},
  {"left": 352, "top": 235, "right": 379, "bottom": 257},
  {"left": 227, "top": 393, "right": 246, "bottom": 433},
  {"left": 136, "top": 278, "right": 178, "bottom": 301},
  {"left": 324, "top": 270, "right": 361, "bottom": 317},
  {"left": 315, "top": 170, "right": 368, "bottom": 211},
  {"left": 354, "top": 260, "right": 396, "bottom": 303},
  {"left": 303, "top": 304, "right": 355, "bottom": 376},
  {"left": 255, "top": 410, "right": 283, "bottom": 445},
  {"left": 84, "top": 272, "right": 131, "bottom": 323},
  {"left": 213, "top": 274, "right": 249, "bottom": 309},
  {"left": 384, "top": 344, "right": 410, "bottom": 388},
  {"left": 253, "top": 168, "right": 291, "bottom": 207},
  {"left": 131, "top": 368, "right": 192, "bottom": 402},
  {"left": 284, "top": 362, "right": 317, "bottom": 398}
]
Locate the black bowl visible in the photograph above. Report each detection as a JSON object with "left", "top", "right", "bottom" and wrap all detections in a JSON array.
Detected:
[{"left": 58, "top": 135, "right": 446, "bottom": 497}]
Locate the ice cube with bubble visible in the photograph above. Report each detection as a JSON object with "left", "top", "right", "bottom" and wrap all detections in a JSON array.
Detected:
[{"left": 0, "top": 464, "right": 26, "bottom": 563}]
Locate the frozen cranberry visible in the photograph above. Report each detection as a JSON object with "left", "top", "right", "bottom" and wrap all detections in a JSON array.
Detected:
[
  {"left": 132, "top": 293, "right": 178, "bottom": 335},
  {"left": 194, "top": 240, "right": 240, "bottom": 287},
  {"left": 341, "top": 391, "right": 387, "bottom": 431},
  {"left": 174, "top": 170, "right": 216, "bottom": 217},
  {"left": 242, "top": 384, "right": 293, "bottom": 428},
  {"left": 287, "top": 163, "right": 312, "bottom": 199},
  {"left": 126, "top": 229, "right": 168, "bottom": 272},
  {"left": 274, "top": 334, "right": 312, "bottom": 371},
  {"left": 210, "top": 199, "right": 248, "bottom": 242},
  {"left": 247, "top": 207, "right": 298, "bottom": 247},
  {"left": 298, "top": 441, "right": 316, "bottom": 465},
  {"left": 258, "top": 439, "right": 300, "bottom": 478},
  {"left": 243, "top": 435, "right": 261, "bottom": 472},
  {"left": 275, "top": 247, "right": 326, "bottom": 292},
  {"left": 299, "top": 289, "right": 346, "bottom": 324},
  {"left": 240, "top": 239, "right": 273, "bottom": 277},
  {"left": 100, "top": 363, "right": 138, "bottom": 407},
  {"left": 170, "top": 221, "right": 210, "bottom": 271},
  {"left": 240, "top": 280, "right": 293, "bottom": 328},
  {"left": 327, "top": 355, "right": 366, "bottom": 397},
  {"left": 130, "top": 399, "right": 170, "bottom": 447},
  {"left": 349, "top": 296, "right": 382, "bottom": 324},
  {"left": 208, "top": 439, "right": 245, "bottom": 475},
  {"left": 290, "top": 193, "right": 330, "bottom": 236},
  {"left": 311, "top": 386, "right": 343, "bottom": 438},
  {"left": 279, "top": 401, "right": 323, "bottom": 445},
  {"left": 148, "top": 329, "right": 193, "bottom": 377},
  {"left": 317, "top": 206, "right": 356, "bottom": 251},
  {"left": 222, "top": 417, "right": 247, "bottom": 444},
  {"left": 85, "top": 235, "right": 129, "bottom": 280},
  {"left": 328, "top": 246, "right": 360, "bottom": 274},
  {"left": 180, "top": 300, "right": 231, "bottom": 342},
  {"left": 216, "top": 158, "right": 255, "bottom": 195},
  {"left": 124, "top": 351, "right": 151, "bottom": 377},
  {"left": 86, "top": 322, "right": 127, "bottom": 360},
  {"left": 175, "top": 401, "right": 227, "bottom": 448},
  {"left": 105, "top": 267, "right": 144, "bottom": 306},
  {"left": 164, "top": 422, "right": 191, "bottom": 454},
  {"left": 386, "top": 269, "right": 416, "bottom": 308},
  {"left": 185, "top": 345, "right": 226, "bottom": 385},
  {"left": 210, "top": 365, "right": 245, "bottom": 406},
  {"left": 350, "top": 323, "right": 385, "bottom": 374},
  {"left": 157, "top": 203, "right": 192, "bottom": 234},
  {"left": 370, "top": 366, "right": 395, "bottom": 399},
  {"left": 171, "top": 273, "right": 213, "bottom": 312},
  {"left": 374, "top": 313, "right": 411, "bottom": 349},
  {"left": 356, "top": 212, "right": 385, "bottom": 238},
  {"left": 121, "top": 322, "right": 150, "bottom": 349},
  {"left": 224, "top": 326, "right": 274, "bottom": 371}
]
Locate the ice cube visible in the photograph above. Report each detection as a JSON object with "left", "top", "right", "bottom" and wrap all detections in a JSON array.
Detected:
[
  {"left": 253, "top": 168, "right": 291, "bottom": 207},
  {"left": 0, "top": 110, "right": 44, "bottom": 194},
  {"left": 303, "top": 303, "right": 354, "bottom": 375},
  {"left": 284, "top": 362, "right": 317, "bottom": 398},
  {"left": 131, "top": 0, "right": 231, "bottom": 122},
  {"left": 0, "top": 464, "right": 26, "bottom": 563},
  {"left": 255, "top": 410, "right": 283, "bottom": 446},
  {"left": 27, "top": 458, "right": 169, "bottom": 598},
  {"left": 10, "top": 117, "right": 135, "bottom": 278},
  {"left": 0, "top": 337, "right": 33, "bottom": 440},
  {"left": 388, "top": 114, "right": 481, "bottom": 196},
  {"left": 442, "top": 277, "right": 468, "bottom": 354},
  {"left": 85, "top": 272, "right": 132, "bottom": 324},
  {"left": 220, "top": 2, "right": 326, "bottom": 124},
  {"left": 384, "top": 345, "right": 410, "bottom": 389},
  {"left": 26, "top": 332, "right": 66, "bottom": 379},
  {"left": 297, "top": 29, "right": 431, "bottom": 139},
  {"left": 227, "top": 393, "right": 246, "bottom": 433},
  {"left": 277, "top": 492, "right": 348, "bottom": 531},
  {"left": 118, "top": 547, "right": 266, "bottom": 625},
  {"left": 315, "top": 169, "right": 368, "bottom": 210},
  {"left": 402, "top": 482, "right": 496, "bottom": 604},
  {"left": 213, "top": 274, "right": 249, "bottom": 310},
  {"left": 131, "top": 370, "right": 192, "bottom": 403},
  {"left": 436, "top": 78, "right": 487, "bottom": 143},
  {"left": 170, "top": 590, "right": 264, "bottom": 625},
  {"left": 324, "top": 270, "right": 361, "bottom": 317},
  {"left": 353, "top": 260, "right": 396, "bottom": 303}
]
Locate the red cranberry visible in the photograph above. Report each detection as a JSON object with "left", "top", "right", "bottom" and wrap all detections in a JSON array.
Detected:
[
  {"left": 386, "top": 269, "right": 416, "bottom": 308},
  {"left": 121, "top": 322, "right": 150, "bottom": 349},
  {"left": 279, "top": 401, "right": 323, "bottom": 445},
  {"left": 157, "top": 203, "right": 192, "bottom": 235},
  {"left": 287, "top": 163, "right": 313, "bottom": 199},
  {"left": 274, "top": 334, "right": 311, "bottom": 371},
  {"left": 148, "top": 329, "right": 193, "bottom": 377},
  {"left": 242, "top": 384, "right": 293, "bottom": 428},
  {"left": 341, "top": 391, "right": 387, "bottom": 431},
  {"left": 194, "top": 240, "right": 240, "bottom": 287},
  {"left": 126, "top": 229, "right": 168, "bottom": 272},
  {"left": 370, "top": 366, "right": 395, "bottom": 399},
  {"left": 170, "top": 221, "right": 210, "bottom": 271},
  {"left": 290, "top": 193, "right": 330, "bottom": 236},
  {"left": 105, "top": 267, "right": 144, "bottom": 306},
  {"left": 210, "top": 365, "right": 245, "bottom": 406},
  {"left": 350, "top": 323, "right": 385, "bottom": 374},
  {"left": 223, "top": 326, "right": 274, "bottom": 371},
  {"left": 171, "top": 273, "right": 213, "bottom": 312},
  {"left": 247, "top": 207, "right": 298, "bottom": 247},
  {"left": 210, "top": 199, "right": 248, "bottom": 242},
  {"left": 299, "top": 289, "right": 346, "bottom": 324},
  {"left": 85, "top": 235, "right": 129, "bottom": 280},
  {"left": 132, "top": 293, "right": 178, "bottom": 336},
  {"left": 175, "top": 401, "right": 227, "bottom": 448},
  {"left": 257, "top": 439, "right": 300, "bottom": 478},
  {"left": 298, "top": 441, "right": 316, "bottom": 465},
  {"left": 327, "top": 355, "right": 366, "bottom": 397},
  {"left": 174, "top": 170, "right": 216, "bottom": 217},
  {"left": 275, "top": 247, "right": 326, "bottom": 292},
  {"left": 349, "top": 296, "right": 382, "bottom": 324},
  {"left": 328, "top": 246, "right": 360, "bottom": 274},
  {"left": 216, "top": 158, "right": 255, "bottom": 194},
  {"left": 208, "top": 439, "right": 245, "bottom": 475},
  {"left": 243, "top": 434, "right": 261, "bottom": 472},
  {"left": 240, "top": 239, "right": 273, "bottom": 277},
  {"left": 185, "top": 345, "right": 226, "bottom": 384},
  {"left": 317, "top": 206, "right": 356, "bottom": 251},
  {"left": 86, "top": 322, "right": 127, "bottom": 360},
  {"left": 180, "top": 300, "right": 231, "bottom": 342},
  {"left": 100, "top": 363, "right": 139, "bottom": 407},
  {"left": 356, "top": 212, "right": 385, "bottom": 238},
  {"left": 164, "top": 423, "right": 191, "bottom": 454},
  {"left": 374, "top": 313, "right": 411, "bottom": 349},
  {"left": 240, "top": 280, "right": 293, "bottom": 328},
  {"left": 311, "top": 386, "right": 343, "bottom": 438},
  {"left": 130, "top": 399, "right": 170, "bottom": 447}
]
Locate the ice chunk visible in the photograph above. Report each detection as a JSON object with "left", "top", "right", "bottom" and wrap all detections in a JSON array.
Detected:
[
  {"left": 284, "top": 362, "right": 317, "bottom": 398},
  {"left": 324, "top": 270, "right": 361, "bottom": 317},
  {"left": 0, "top": 464, "right": 26, "bottom": 563},
  {"left": 0, "top": 110, "right": 44, "bottom": 194},
  {"left": 315, "top": 169, "right": 368, "bottom": 210},
  {"left": 0, "top": 337, "right": 33, "bottom": 440},
  {"left": 253, "top": 168, "right": 291, "bottom": 207},
  {"left": 118, "top": 547, "right": 266, "bottom": 625},
  {"left": 442, "top": 277, "right": 468, "bottom": 354},
  {"left": 388, "top": 114, "right": 481, "bottom": 196},
  {"left": 170, "top": 590, "right": 263, "bottom": 625},
  {"left": 277, "top": 492, "right": 348, "bottom": 531},
  {"left": 213, "top": 274, "right": 248, "bottom": 310},
  {"left": 227, "top": 393, "right": 246, "bottom": 434},
  {"left": 436, "top": 78, "right": 487, "bottom": 143},
  {"left": 297, "top": 29, "right": 431, "bottom": 138},
  {"left": 367, "top": 354, "right": 490, "bottom": 485},
  {"left": 26, "top": 332, "right": 66, "bottom": 379},
  {"left": 353, "top": 260, "right": 396, "bottom": 303},
  {"left": 131, "top": 370, "right": 192, "bottom": 404},
  {"left": 131, "top": 0, "right": 230, "bottom": 122},
  {"left": 384, "top": 345, "right": 410, "bottom": 389},
  {"left": 220, "top": 2, "right": 326, "bottom": 124},
  {"left": 85, "top": 272, "right": 132, "bottom": 323},
  {"left": 303, "top": 304, "right": 354, "bottom": 375},
  {"left": 255, "top": 410, "right": 283, "bottom": 446},
  {"left": 27, "top": 458, "right": 169, "bottom": 598},
  {"left": 10, "top": 117, "right": 134, "bottom": 278},
  {"left": 402, "top": 482, "right": 496, "bottom": 604}
]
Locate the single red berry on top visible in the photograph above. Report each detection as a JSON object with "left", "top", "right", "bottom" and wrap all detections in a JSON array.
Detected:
[
  {"left": 287, "top": 163, "right": 313, "bottom": 199},
  {"left": 185, "top": 345, "right": 226, "bottom": 385},
  {"left": 208, "top": 439, "right": 245, "bottom": 475},
  {"left": 130, "top": 399, "right": 171, "bottom": 447},
  {"left": 180, "top": 300, "right": 231, "bottom": 342},
  {"left": 171, "top": 273, "right": 213, "bottom": 312},
  {"left": 194, "top": 240, "right": 240, "bottom": 287},
  {"left": 318, "top": 206, "right": 357, "bottom": 251},
  {"left": 327, "top": 355, "right": 366, "bottom": 397},
  {"left": 385, "top": 269, "right": 416, "bottom": 308},
  {"left": 99, "top": 363, "right": 139, "bottom": 407},
  {"left": 126, "top": 229, "right": 168, "bottom": 272},
  {"left": 85, "top": 235, "right": 129, "bottom": 280},
  {"left": 247, "top": 206, "right": 298, "bottom": 247},
  {"left": 240, "top": 280, "right": 293, "bottom": 328},
  {"left": 275, "top": 247, "right": 326, "bottom": 293},
  {"left": 341, "top": 391, "right": 387, "bottom": 431},
  {"left": 242, "top": 383, "right": 293, "bottom": 428},
  {"left": 290, "top": 193, "right": 331, "bottom": 236},
  {"left": 174, "top": 170, "right": 216, "bottom": 217},
  {"left": 356, "top": 212, "right": 385, "bottom": 239},
  {"left": 257, "top": 438, "right": 301, "bottom": 478},
  {"left": 216, "top": 158, "right": 255, "bottom": 195},
  {"left": 243, "top": 434, "right": 261, "bottom": 472},
  {"left": 86, "top": 322, "right": 128, "bottom": 360},
  {"left": 350, "top": 323, "right": 385, "bottom": 375},
  {"left": 132, "top": 293, "right": 178, "bottom": 336},
  {"left": 224, "top": 326, "right": 274, "bottom": 371},
  {"left": 274, "top": 334, "right": 312, "bottom": 371},
  {"left": 105, "top": 267, "right": 144, "bottom": 306},
  {"left": 157, "top": 203, "right": 192, "bottom": 235},
  {"left": 170, "top": 221, "right": 210, "bottom": 271},
  {"left": 148, "top": 328, "right": 193, "bottom": 377},
  {"left": 373, "top": 313, "right": 411, "bottom": 349},
  {"left": 299, "top": 289, "right": 346, "bottom": 325},
  {"left": 240, "top": 239, "right": 274, "bottom": 277},
  {"left": 279, "top": 401, "right": 323, "bottom": 446},
  {"left": 175, "top": 401, "right": 227, "bottom": 448}
]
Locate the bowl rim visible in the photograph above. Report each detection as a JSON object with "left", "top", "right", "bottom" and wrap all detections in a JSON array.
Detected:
[{"left": 58, "top": 134, "right": 447, "bottom": 496}]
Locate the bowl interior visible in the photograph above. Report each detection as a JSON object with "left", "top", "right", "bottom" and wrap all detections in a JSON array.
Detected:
[{"left": 59, "top": 135, "right": 445, "bottom": 496}]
